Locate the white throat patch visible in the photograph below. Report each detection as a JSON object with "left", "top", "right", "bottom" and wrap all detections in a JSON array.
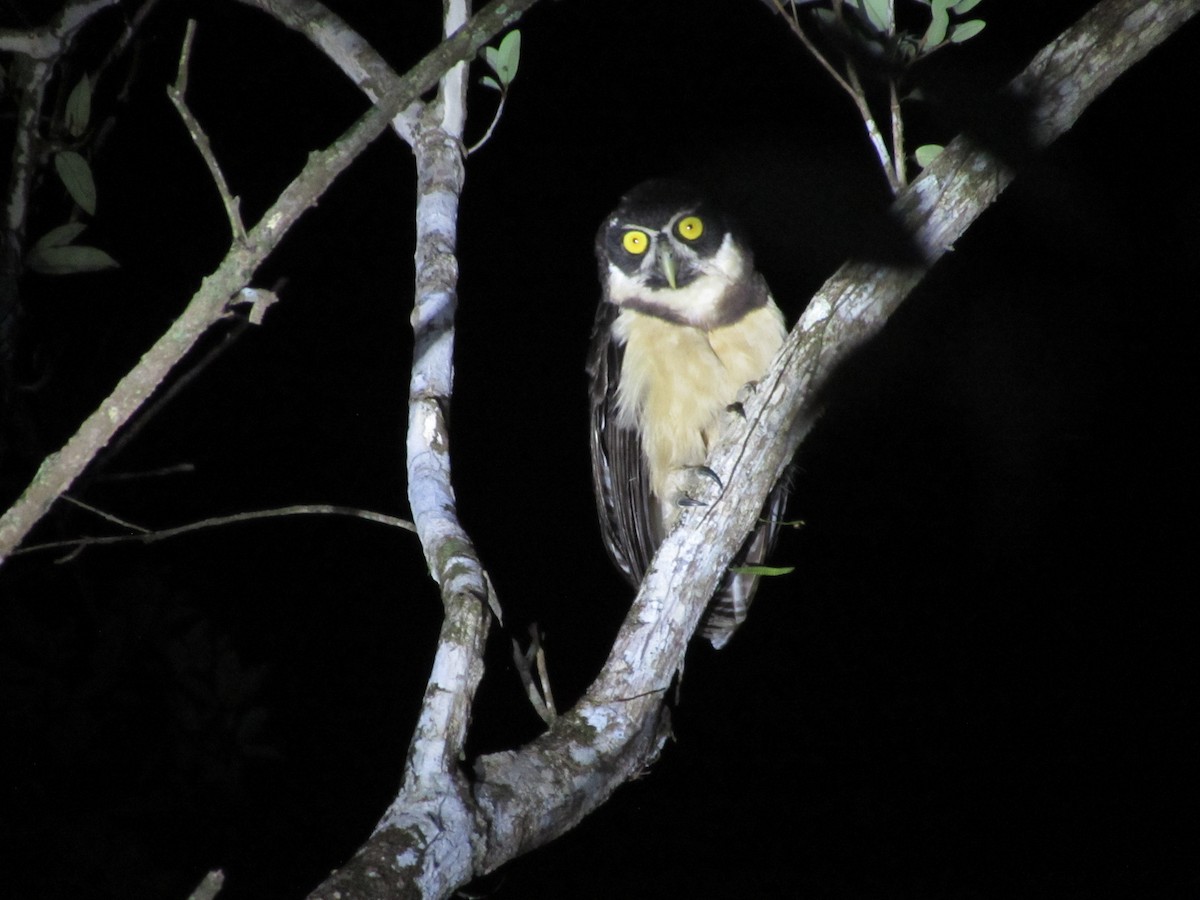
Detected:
[{"left": 606, "top": 233, "right": 744, "bottom": 329}]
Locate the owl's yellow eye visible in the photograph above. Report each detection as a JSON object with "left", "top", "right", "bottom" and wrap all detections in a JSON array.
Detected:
[
  {"left": 676, "top": 216, "right": 704, "bottom": 241},
  {"left": 622, "top": 230, "right": 650, "bottom": 255}
]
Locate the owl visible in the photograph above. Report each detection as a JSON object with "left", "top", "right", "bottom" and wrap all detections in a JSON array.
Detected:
[{"left": 588, "top": 179, "right": 789, "bottom": 647}]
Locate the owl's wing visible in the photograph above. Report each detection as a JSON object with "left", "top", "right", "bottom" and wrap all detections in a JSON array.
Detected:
[
  {"left": 700, "top": 467, "right": 792, "bottom": 649},
  {"left": 587, "top": 300, "right": 661, "bottom": 587}
]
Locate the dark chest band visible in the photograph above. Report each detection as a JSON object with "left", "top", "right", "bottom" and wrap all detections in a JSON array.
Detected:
[{"left": 615, "top": 273, "right": 770, "bottom": 330}]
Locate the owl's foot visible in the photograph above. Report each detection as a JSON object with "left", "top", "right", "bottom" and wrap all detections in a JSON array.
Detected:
[
  {"left": 725, "top": 379, "right": 763, "bottom": 421},
  {"left": 687, "top": 465, "right": 724, "bottom": 494},
  {"left": 668, "top": 465, "right": 723, "bottom": 514}
]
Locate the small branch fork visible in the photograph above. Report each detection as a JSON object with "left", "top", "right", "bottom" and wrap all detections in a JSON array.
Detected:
[
  {"left": 166, "top": 19, "right": 248, "bottom": 245},
  {"left": 770, "top": 0, "right": 906, "bottom": 192}
]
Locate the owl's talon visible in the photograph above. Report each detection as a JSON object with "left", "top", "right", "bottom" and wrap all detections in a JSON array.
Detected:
[
  {"left": 735, "top": 380, "right": 760, "bottom": 406},
  {"left": 665, "top": 465, "right": 722, "bottom": 515}
]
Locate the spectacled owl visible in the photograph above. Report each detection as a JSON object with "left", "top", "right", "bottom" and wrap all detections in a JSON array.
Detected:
[{"left": 587, "top": 179, "right": 789, "bottom": 648}]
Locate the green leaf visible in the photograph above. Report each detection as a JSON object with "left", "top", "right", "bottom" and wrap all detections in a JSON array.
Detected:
[
  {"left": 65, "top": 73, "right": 92, "bottom": 137},
  {"left": 923, "top": 0, "right": 951, "bottom": 47},
  {"left": 861, "top": 0, "right": 891, "bottom": 32},
  {"left": 33, "top": 222, "right": 88, "bottom": 250},
  {"left": 27, "top": 244, "right": 118, "bottom": 275},
  {"left": 482, "top": 30, "right": 521, "bottom": 87},
  {"left": 495, "top": 30, "right": 521, "bottom": 84},
  {"left": 915, "top": 143, "right": 943, "bottom": 167},
  {"left": 950, "top": 19, "right": 986, "bottom": 42},
  {"left": 54, "top": 150, "right": 96, "bottom": 215},
  {"left": 479, "top": 75, "right": 501, "bottom": 92},
  {"left": 950, "top": 0, "right": 984, "bottom": 12},
  {"left": 730, "top": 564, "right": 796, "bottom": 577}
]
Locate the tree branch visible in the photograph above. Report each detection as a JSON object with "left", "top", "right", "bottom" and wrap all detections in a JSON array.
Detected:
[
  {"left": 0, "top": 0, "right": 543, "bottom": 565},
  {"left": 166, "top": 19, "right": 248, "bottom": 245},
  {"left": 307, "top": 1, "right": 502, "bottom": 896},
  {"left": 396, "top": 0, "right": 482, "bottom": 803},
  {"left": 231, "top": 0, "right": 429, "bottom": 146},
  {"left": 0, "top": 0, "right": 118, "bottom": 57},
  {"left": 770, "top": 0, "right": 902, "bottom": 193},
  {"left": 9, "top": 502, "right": 415, "bottom": 561}
]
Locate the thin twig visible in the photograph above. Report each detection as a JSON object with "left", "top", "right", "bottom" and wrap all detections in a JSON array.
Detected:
[
  {"left": 166, "top": 19, "right": 248, "bottom": 245},
  {"left": 775, "top": 0, "right": 856, "bottom": 95},
  {"left": 10, "top": 503, "right": 416, "bottom": 561},
  {"left": 97, "top": 317, "right": 250, "bottom": 469},
  {"left": 86, "top": 0, "right": 167, "bottom": 166},
  {"left": 61, "top": 494, "right": 150, "bottom": 532},
  {"left": 96, "top": 0, "right": 162, "bottom": 78},
  {"left": 889, "top": 76, "right": 906, "bottom": 188},
  {"left": 774, "top": 0, "right": 900, "bottom": 193},
  {"left": 884, "top": 0, "right": 906, "bottom": 188},
  {"left": 846, "top": 61, "right": 900, "bottom": 193},
  {"left": 512, "top": 624, "right": 556, "bottom": 725},
  {"left": 90, "top": 463, "right": 196, "bottom": 482},
  {"left": 534, "top": 628, "right": 556, "bottom": 719},
  {"left": 465, "top": 88, "right": 507, "bottom": 155}
]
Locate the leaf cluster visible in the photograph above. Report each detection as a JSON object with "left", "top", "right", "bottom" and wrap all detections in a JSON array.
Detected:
[
  {"left": 791, "top": 1, "right": 988, "bottom": 182},
  {"left": 822, "top": 0, "right": 986, "bottom": 58},
  {"left": 27, "top": 73, "right": 118, "bottom": 275},
  {"left": 479, "top": 29, "right": 521, "bottom": 92}
]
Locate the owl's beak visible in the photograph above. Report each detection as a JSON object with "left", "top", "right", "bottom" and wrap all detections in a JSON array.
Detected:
[{"left": 657, "top": 244, "right": 678, "bottom": 290}]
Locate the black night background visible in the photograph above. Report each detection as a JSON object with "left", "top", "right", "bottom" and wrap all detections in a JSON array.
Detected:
[{"left": 2, "top": 1, "right": 1197, "bottom": 897}]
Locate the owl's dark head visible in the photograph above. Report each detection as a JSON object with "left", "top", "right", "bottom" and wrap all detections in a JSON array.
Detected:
[
  {"left": 596, "top": 179, "right": 749, "bottom": 291},
  {"left": 595, "top": 179, "right": 765, "bottom": 329}
]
